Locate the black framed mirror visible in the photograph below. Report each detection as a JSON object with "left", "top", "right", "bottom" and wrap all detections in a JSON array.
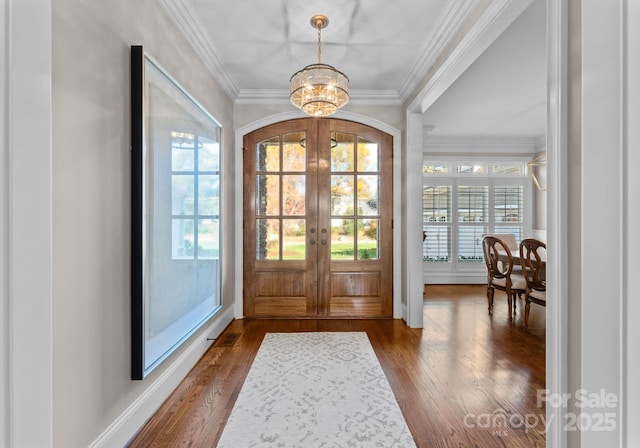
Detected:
[{"left": 131, "top": 45, "right": 222, "bottom": 380}]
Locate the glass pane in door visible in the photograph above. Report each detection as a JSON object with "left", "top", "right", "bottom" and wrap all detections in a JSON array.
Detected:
[
  {"left": 256, "top": 175, "right": 280, "bottom": 215},
  {"left": 331, "top": 133, "right": 354, "bottom": 171},
  {"left": 256, "top": 137, "right": 280, "bottom": 171},
  {"left": 357, "top": 219, "right": 379, "bottom": 259},
  {"left": 283, "top": 219, "right": 306, "bottom": 260},
  {"left": 331, "top": 175, "right": 354, "bottom": 215},
  {"left": 282, "top": 132, "right": 306, "bottom": 171},
  {"left": 256, "top": 218, "right": 280, "bottom": 260},
  {"left": 357, "top": 137, "right": 379, "bottom": 171},
  {"left": 356, "top": 175, "right": 379, "bottom": 216},
  {"left": 282, "top": 175, "right": 305, "bottom": 215},
  {"left": 331, "top": 218, "right": 355, "bottom": 259}
]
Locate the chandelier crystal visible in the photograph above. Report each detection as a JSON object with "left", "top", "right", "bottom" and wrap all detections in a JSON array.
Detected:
[{"left": 290, "top": 15, "right": 349, "bottom": 117}]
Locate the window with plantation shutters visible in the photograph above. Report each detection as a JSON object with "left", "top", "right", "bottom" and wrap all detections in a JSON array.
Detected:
[{"left": 422, "top": 158, "right": 531, "bottom": 275}]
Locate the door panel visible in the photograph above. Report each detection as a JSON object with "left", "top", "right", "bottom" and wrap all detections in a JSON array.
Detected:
[
  {"left": 317, "top": 120, "right": 392, "bottom": 317},
  {"left": 243, "top": 119, "right": 318, "bottom": 317},
  {"left": 244, "top": 118, "right": 392, "bottom": 318}
]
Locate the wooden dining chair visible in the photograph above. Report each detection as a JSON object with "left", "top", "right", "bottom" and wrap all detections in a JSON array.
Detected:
[
  {"left": 481, "top": 233, "right": 521, "bottom": 274},
  {"left": 482, "top": 235, "right": 526, "bottom": 321},
  {"left": 481, "top": 233, "right": 517, "bottom": 250},
  {"left": 519, "top": 238, "right": 547, "bottom": 328}
]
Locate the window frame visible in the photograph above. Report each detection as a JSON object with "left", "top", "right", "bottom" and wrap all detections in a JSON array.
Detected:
[{"left": 422, "top": 157, "right": 532, "bottom": 276}]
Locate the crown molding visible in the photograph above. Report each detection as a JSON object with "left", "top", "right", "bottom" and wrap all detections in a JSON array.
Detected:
[
  {"left": 398, "top": 0, "right": 477, "bottom": 103},
  {"left": 162, "top": 0, "right": 403, "bottom": 106},
  {"left": 411, "top": 0, "right": 534, "bottom": 113},
  {"left": 162, "top": 0, "right": 532, "bottom": 110},
  {"left": 342, "top": 89, "right": 403, "bottom": 105},
  {"left": 234, "top": 89, "right": 290, "bottom": 105},
  {"left": 159, "top": 0, "right": 481, "bottom": 108},
  {"left": 160, "top": 0, "right": 238, "bottom": 100},
  {"left": 234, "top": 89, "right": 403, "bottom": 106}
]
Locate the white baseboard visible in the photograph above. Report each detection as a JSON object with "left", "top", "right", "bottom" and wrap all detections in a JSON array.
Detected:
[
  {"left": 88, "top": 306, "right": 235, "bottom": 448},
  {"left": 423, "top": 274, "right": 485, "bottom": 284}
]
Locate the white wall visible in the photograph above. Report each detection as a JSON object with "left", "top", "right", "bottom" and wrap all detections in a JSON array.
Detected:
[
  {"left": 0, "top": 1, "right": 9, "bottom": 445},
  {"left": 566, "top": 1, "right": 581, "bottom": 446},
  {"left": 568, "top": 0, "right": 628, "bottom": 446},
  {"left": 624, "top": 0, "right": 640, "bottom": 445},
  {"left": 4, "top": 1, "right": 54, "bottom": 447},
  {"left": 404, "top": 112, "right": 425, "bottom": 327},
  {"left": 51, "top": 0, "right": 234, "bottom": 446}
]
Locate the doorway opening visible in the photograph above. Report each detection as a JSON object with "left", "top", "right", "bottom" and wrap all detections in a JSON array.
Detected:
[{"left": 243, "top": 118, "right": 393, "bottom": 318}]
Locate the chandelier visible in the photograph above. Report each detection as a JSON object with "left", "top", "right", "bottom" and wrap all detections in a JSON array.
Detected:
[{"left": 290, "top": 15, "right": 349, "bottom": 117}]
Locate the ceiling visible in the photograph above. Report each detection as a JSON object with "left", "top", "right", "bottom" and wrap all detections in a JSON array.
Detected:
[
  {"left": 162, "top": 0, "right": 546, "bottom": 139},
  {"left": 423, "top": 0, "right": 546, "bottom": 138}
]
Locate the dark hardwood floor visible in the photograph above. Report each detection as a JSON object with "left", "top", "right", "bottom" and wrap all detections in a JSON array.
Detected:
[{"left": 128, "top": 285, "right": 546, "bottom": 447}]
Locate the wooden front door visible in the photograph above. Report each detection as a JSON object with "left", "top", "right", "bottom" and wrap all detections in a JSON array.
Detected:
[{"left": 243, "top": 118, "right": 393, "bottom": 318}]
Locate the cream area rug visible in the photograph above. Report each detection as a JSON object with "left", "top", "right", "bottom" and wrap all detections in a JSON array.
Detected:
[{"left": 216, "top": 332, "right": 417, "bottom": 448}]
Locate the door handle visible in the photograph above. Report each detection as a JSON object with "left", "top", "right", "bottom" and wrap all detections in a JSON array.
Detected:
[
  {"left": 321, "top": 239, "right": 327, "bottom": 245},
  {"left": 310, "top": 239, "right": 316, "bottom": 245}
]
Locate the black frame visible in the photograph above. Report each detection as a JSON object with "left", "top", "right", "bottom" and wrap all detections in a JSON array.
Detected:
[{"left": 131, "top": 45, "right": 144, "bottom": 380}]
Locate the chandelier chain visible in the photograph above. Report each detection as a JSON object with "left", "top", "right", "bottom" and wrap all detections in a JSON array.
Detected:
[{"left": 317, "top": 26, "right": 322, "bottom": 64}]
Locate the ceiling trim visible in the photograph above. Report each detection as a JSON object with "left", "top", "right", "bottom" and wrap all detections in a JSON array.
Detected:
[
  {"left": 234, "top": 89, "right": 290, "bottom": 105},
  {"left": 398, "top": 0, "right": 477, "bottom": 103},
  {"left": 160, "top": 0, "right": 239, "bottom": 100},
  {"left": 348, "top": 90, "right": 404, "bottom": 106},
  {"left": 410, "top": 0, "right": 534, "bottom": 113},
  {"left": 162, "top": 0, "right": 534, "bottom": 110},
  {"left": 234, "top": 89, "right": 403, "bottom": 106}
]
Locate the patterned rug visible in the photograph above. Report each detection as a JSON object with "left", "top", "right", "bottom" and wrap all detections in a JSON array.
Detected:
[{"left": 216, "top": 332, "right": 417, "bottom": 448}]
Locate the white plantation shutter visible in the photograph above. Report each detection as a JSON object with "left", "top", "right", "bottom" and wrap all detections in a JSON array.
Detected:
[
  {"left": 422, "top": 186, "right": 451, "bottom": 261},
  {"left": 493, "top": 185, "right": 524, "bottom": 240},
  {"left": 457, "top": 186, "right": 488, "bottom": 262}
]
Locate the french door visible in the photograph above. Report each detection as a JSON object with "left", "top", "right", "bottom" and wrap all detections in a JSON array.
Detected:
[{"left": 243, "top": 118, "right": 393, "bottom": 317}]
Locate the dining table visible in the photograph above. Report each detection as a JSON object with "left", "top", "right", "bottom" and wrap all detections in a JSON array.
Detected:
[
  {"left": 502, "top": 249, "right": 546, "bottom": 265},
  {"left": 498, "top": 247, "right": 547, "bottom": 280}
]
